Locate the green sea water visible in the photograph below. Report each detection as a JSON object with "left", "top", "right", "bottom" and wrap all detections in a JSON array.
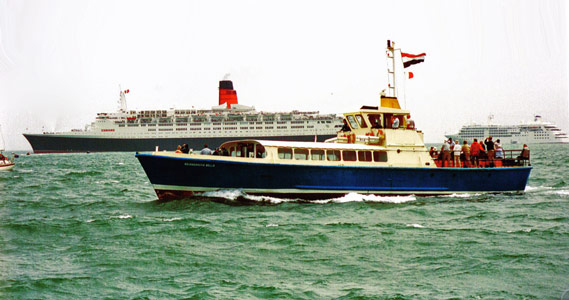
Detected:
[{"left": 1, "top": 144, "right": 568, "bottom": 299}]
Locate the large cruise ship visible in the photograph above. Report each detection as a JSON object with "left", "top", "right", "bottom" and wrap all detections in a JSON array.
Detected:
[
  {"left": 445, "top": 115, "right": 569, "bottom": 144},
  {"left": 24, "top": 80, "right": 343, "bottom": 153}
]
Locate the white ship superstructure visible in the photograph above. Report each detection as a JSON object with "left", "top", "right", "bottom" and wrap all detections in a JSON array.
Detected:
[
  {"left": 446, "top": 115, "right": 569, "bottom": 144},
  {"left": 24, "top": 80, "right": 343, "bottom": 153}
]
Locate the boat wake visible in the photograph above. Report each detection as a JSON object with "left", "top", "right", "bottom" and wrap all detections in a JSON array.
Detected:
[{"left": 198, "top": 190, "right": 416, "bottom": 205}]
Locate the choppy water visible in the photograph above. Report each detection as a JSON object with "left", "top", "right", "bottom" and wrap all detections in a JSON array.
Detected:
[{"left": 1, "top": 144, "right": 568, "bottom": 299}]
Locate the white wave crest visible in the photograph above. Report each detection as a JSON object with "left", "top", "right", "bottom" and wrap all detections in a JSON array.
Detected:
[
  {"left": 163, "top": 217, "right": 182, "bottom": 222},
  {"left": 201, "top": 189, "right": 287, "bottom": 204},
  {"left": 438, "top": 193, "right": 482, "bottom": 198},
  {"left": 200, "top": 190, "right": 416, "bottom": 204},
  {"left": 406, "top": 223, "right": 425, "bottom": 228},
  {"left": 545, "top": 190, "right": 569, "bottom": 196},
  {"left": 111, "top": 214, "right": 132, "bottom": 219},
  {"left": 312, "top": 193, "right": 416, "bottom": 204},
  {"left": 525, "top": 185, "right": 553, "bottom": 192}
]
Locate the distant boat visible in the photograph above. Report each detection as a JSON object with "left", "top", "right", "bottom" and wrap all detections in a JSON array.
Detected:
[
  {"left": 23, "top": 80, "right": 343, "bottom": 153},
  {"left": 0, "top": 125, "right": 15, "bottom": 171},
  {"left": 446, "top": 115, "right": 569, "bottom": 144}
]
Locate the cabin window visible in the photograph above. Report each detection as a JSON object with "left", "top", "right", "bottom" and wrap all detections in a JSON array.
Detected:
[
  {"left": 343, "top": 150, "right": 357, "bottom": 161},
  {"left": 373, "top": 151, "right": 388, "bottom": 162},
  {"left": 311, "top": 149, "right": 325, "bottom": 161},
  {"left": 327, "top": 150, "right": 341, "bottom": 161},
  {"left": 278, "top": 148, "right": 293, "bottom": 159},
  {"left": 368, "top": 114, "right": 382, "bottom": 128},
  {"left": 256, "top": 145, "right": 266, "bottom": 158},
  {"left": 358, "top": 151, "right": 373, "bottom": 162},
  {"left": 294, "top": 148, "right": 309, "bottom": 160},
  {"left": 355, "top": 115, "right": 367, "bottom": 128},
  {"left": 346, "top": 115, "right": 359, "bottom": 129}
]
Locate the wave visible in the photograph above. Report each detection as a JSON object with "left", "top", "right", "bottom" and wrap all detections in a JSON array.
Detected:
[
  {"left": 199, "top": 190, "right": 416, "bottom": 205},
  {"left": 544, "top": 190, "right": 569, "bottom": 196}
]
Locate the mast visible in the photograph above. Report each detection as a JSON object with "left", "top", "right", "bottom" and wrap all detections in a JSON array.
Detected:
[
  {"left": 386, "top": 40, "right": 398, "bottom": 98},
  {"left": 0, "top": 124, "right": 5, "bottom": 152}
]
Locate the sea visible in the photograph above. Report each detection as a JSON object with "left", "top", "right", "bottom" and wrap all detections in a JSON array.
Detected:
[{"left": 1, "top": 144, "right": 568, "bottom": 300}]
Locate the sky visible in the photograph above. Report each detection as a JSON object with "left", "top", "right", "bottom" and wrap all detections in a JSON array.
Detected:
[{"left": 0, "top": 0, "right": 568, "bottom": 150}]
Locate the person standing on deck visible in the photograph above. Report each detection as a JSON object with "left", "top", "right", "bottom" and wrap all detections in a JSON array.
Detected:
[
  {"left": 453, "top": 140, "right": 461, "bottom": 168},
  {"left": 470, "top": 139, "right": 481, "bottom": 167},
  {"left": 485, "top": 136, "right": 495, "bottom": 162},
  {"left": 461, "top": 140, "right": 470, "bottom": 168},
  {"left": 441, "top": 139, "right": 451, "bottom": 167}
]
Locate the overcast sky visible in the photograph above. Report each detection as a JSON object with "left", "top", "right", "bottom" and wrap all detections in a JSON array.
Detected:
[{"left": 0, "top": 0, "right": 567, "bottom": 150}]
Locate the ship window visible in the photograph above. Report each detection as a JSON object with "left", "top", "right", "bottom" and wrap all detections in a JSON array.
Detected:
[
  {"left": 311, "top": 149, "right": 325, "bottom": 160},
  {"left": 327, "top": 150, "right": 341, "bottom": 161},
  {"left": 343, "top": 150, "right": 356, "bottom": 161},
  {"left": 373, "top": 151, "right": 388, "bottom": 162},
  {"left": 368, "top": 114, "right": 382, "bottom": 128},
  {"left": 358, "top": 151, "right": 373, "bottom": 162},
  {"left": 294, "top": 149, "right": 308, "bottom": 160},
  {"left": 355, "top": 115, "right": 367, "bottom": 128},
  {"left": 278, "top": 148, "right": 293, "bottom": 159},
  {"left": 346, "top": 115, "right": 359, "bottom": 129}
]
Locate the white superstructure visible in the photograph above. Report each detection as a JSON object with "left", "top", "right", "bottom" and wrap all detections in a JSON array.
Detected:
[
  {"left": 40, "top": 83, "right": 343, "bottom": 139},
  {"left": 446, "top": 115, "right": 569, "bottom": 144}
]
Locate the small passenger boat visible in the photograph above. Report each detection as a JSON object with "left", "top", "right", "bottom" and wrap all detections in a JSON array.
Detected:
[
  {"left": 0, "top": 125, "right": 15, "bottom": 171},
  {"left": 136, "top": 41, "right": 532, "bottom": 200}
]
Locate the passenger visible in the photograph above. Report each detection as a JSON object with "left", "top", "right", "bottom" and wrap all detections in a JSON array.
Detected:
[
  {"left": 200, "top": 144, "right": 213, "bottom": 155},
  {"left": 222, "top": 148, "right": 229, "bottom": 156},
  {"left": 495, "top": 139, "right": 504, "bottom": 159},
  {"left": 340, "top": 119, "right": 351, "bottom": 132},
  {"left": 370, "top": 117, "right": 381, "bottom": 129},
  {"left": 448, "top": 138, "right": 454, "bottom": 166},
  {"left": 213, "top": 148, "right": 221, "bottom": 156},
  {"left": 453, "top": 140, "right": 461, "bottom": 168},
  {"left": 175, "top": 145, "right": 182, "bottom": 153},
  {"left": 517, "top": 144, "right": 530, "bottom": 161},
  {"left": 180, "top": 144, "right": 189, "bottom": 154},
  {"left": 484, "top": 136, "right": 495, "bottom": 161},
  {"left": 391, "top": 116, "right": 400, "bottom": 128},
  {"left": 429, "top": 147, "right": 437, "bottom": 158},
  {"left": 461, "top": 140, "right": 470, "bottom": 168},
  {"left": 441, "top": 139, "right": 451, "bottom": 167},
  {"left": 479, "top": 141, "right": 487, "bottom": 161},
  {"left": 470, "top": 138, "right": 481, "bottom": 167}
]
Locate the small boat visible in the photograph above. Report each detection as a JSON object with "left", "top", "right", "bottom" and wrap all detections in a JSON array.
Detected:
[
  {"left": 0, "top": 125, "right": 15, "bottom": 171},
  {"left": 0, "top": 153, "right": 15, "bottom": 171},
  {"left": 136, "top": 40, "right": 532, "bottom": 200}
]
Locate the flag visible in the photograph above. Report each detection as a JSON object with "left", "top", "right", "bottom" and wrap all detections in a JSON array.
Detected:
[
  {"left": 401, "top": 52, "right": 426, "bottom": 68},
  {"left": 408, "top": 72, "right": 414, "bottom": 79}
]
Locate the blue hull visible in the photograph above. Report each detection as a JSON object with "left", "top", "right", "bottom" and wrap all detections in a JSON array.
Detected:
[{"left": 136, "top": 154, "right": 532, "bottom": 200}]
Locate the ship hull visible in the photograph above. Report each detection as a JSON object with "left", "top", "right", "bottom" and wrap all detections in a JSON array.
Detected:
[
  {"left": 23, "top": 134, "right": 336, "bottom": 153},
  {"left": 136, "top": 154, "right": 532, "bottom": 200}
]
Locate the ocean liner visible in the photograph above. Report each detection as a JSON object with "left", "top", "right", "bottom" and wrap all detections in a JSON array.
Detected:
[
  {"left": 445, "top": 115, "right": 569, "bottom": 144},
  {"left": 23, "top": 81, "right": 343, "bottom": 153}
]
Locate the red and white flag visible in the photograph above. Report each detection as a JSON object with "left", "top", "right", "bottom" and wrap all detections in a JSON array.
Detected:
[{"left": 401, "top": 52, "right": 426, "bottom": 68}]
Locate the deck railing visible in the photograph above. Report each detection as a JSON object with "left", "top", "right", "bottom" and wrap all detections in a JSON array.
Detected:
[{"left": 432, "top": 149, "right": 530, "bottom": 168}]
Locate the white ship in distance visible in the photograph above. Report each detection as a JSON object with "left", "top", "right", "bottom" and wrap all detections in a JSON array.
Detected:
[{"left": 445, "top": 115, "right": 569, "bottom": 144}]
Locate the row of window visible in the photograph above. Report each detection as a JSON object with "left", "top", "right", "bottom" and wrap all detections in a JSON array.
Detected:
[{"left": 277, "top": 148, "right": 388, "bottom": 162}]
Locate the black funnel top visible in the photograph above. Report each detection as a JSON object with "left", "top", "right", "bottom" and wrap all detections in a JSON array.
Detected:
[{"left": 219, "top": 80, "right": 234, "bottom": 90}]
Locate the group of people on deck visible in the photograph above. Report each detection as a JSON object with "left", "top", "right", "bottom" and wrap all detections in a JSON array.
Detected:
[
  {"left": 430, "top": 136, "right": 526, "bottom": 168},
  {"left": 174, "top": 144, "right": 229, "bottom": 156}
]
